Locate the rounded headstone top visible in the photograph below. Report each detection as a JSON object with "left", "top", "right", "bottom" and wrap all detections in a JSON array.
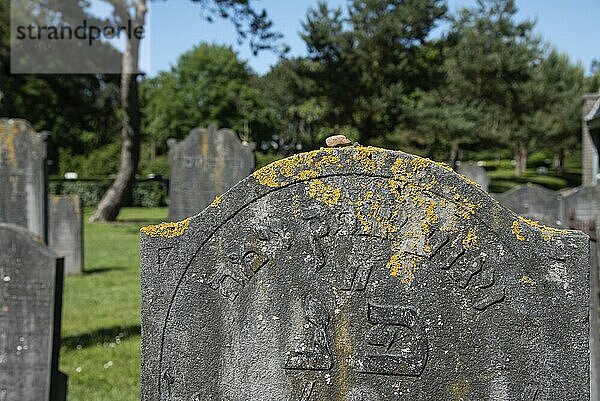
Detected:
[
  {"left": 142, "top": 146, "right": 576, "bottom": 248},
  {"left": 325, "top": 134, "right": 353, "bottom": 148}
]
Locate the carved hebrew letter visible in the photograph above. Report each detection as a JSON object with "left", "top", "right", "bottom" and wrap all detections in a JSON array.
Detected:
[
  {"left": 358, "top": 303, "right": 428, "bottom": 377},
  {"left": 285, "top": 295, "right": 333, "bottom": 371},
  {"left": 206, "top": 257, "right": 246, "bottom": 302},
  {"left": 302, "top": 211, "right": 331, "bottom": 272}
]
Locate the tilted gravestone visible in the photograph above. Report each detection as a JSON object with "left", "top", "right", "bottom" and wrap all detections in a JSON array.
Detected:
[
  {"left": 0, "top": 119, "right": 48, "bottom": 241},
  {"left": 456, "top": 161, "right": 489, "bottom": 192},
  {"left": 48, "top": 195, "right": 84, "bottom": 275},
  {"left": 167, "top": 125, "right": 255, "bottom": 221},
  {"left": 493, "top": 183, "right": 562, "bottom": 227},
  {"left": 0, "top": 223, "right": 67, "bottom": 401},
  {"left": 141, "top": 146, "right": 589, "bottom": 400}
]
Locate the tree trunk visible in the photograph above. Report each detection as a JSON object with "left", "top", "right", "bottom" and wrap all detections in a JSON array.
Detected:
[
  {"left": 90, "top": 1, "right": 147, "bottom": 222},
  {"left": 515, "top": 144, "right": 528, "bottom": 176},
  {"left": 555, "top": 148, "right": 565, "bottom": 176},
  {"left": 448, "top": 140, "right": 460, "bottom": 170}
]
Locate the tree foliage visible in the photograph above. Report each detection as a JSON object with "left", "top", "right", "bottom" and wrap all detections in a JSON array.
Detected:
[{"left": 141, "top": 44, "right": 278, "bottom": 151}]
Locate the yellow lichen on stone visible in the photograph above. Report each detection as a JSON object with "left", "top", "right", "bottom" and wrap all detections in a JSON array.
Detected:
[
  {"left": 386, "top": 253, "right": 417, "bottom": 285},
  {"left": 278, "top": 161, "right": 296, "bottom": 178},
  {"left": 0, "top": 120, "right": 19, "bottom": 168},
  {"left": 517, "top": 216, "right": 567, "bottom": 242},
  {"left": 462, "top": 227, "right": 479, "bottom": 248},
  {"left": 296, "top": 169, "right": 319, "bottom": 180},
  {"left": 210, "top": 195, "right": 223, "bottom": 207},
  {"left": 351, "top": 146, "right": 379, "bottom": 172},
  {"left": 140, "top": 218, "right": 191, "bottom": 238},
  {"left": 511, "top": 221, "right": 525, "bottom": 241},
  {"left": 520, "top": 275, "right": 537, "bottom": 287},
  {"left": 315, "top": 154, "right": 341, "bottom": 171},
  {"left": 308, "top": 179, "right": 341, "bottom": 206},
  {"left": 252, "top": 166, "right": 281, "bottom": 188}
]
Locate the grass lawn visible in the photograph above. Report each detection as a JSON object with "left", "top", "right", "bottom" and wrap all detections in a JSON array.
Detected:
[{"left": 59, "top": 207, "right": 167, "bottom": 401}]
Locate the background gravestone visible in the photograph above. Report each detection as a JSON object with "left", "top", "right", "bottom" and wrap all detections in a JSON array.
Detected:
[
  {"left": 559, "top": 185, "right": 600, "bottom": 400},
  {"left": 456, "top": 161, "right": 489, "bottom": 191},
  {"left": 0, "top": 223, "right": 67, "bottom": 401},
  {"left": 141, "top": 147, "right": 589, "bottom": 401},
  {"left": 48, "top": 195, "right": 84, "bottom": 275},
  {"left": 167, "top": 125, "right": 255, "bottom": 221},
  {"left": 560, "top": 186, "right": 600, "bottom": 231},
  {"left": 493, "top": 183, "right": 562, "bottom": 227},
  {"left": 0, "top": 119, "right": 48, "bottom": 241}
]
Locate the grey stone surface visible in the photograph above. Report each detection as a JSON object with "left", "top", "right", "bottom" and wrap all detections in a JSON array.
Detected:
[
  {"left": 559, "top": 185, "right": 600, "bottom": 400},
  {"left": 0, "top": 223, "right": 66, "bottom": 401},
  {"left": 0, "top": 119, "right": 48, "bottom": 241},
  {"left": 141, "top": 147, "right": 590, "bottom": 401},
  {"left": 561, "top": 185, "right": 600, "bottom": 233},
  {"left": 493, "top": 183, "right": 563, "bottom": 227},
  {"left": 48, "top": 195, "right": 84, "bottom": 275},
  {"left": 586, "top": 254, "right": 599, "bottom": 401},
  {"left": 167, "top": 125, "right": 255, "bottom": 221},
  {"left": 456, "top": 161, "right": 490, "bottom": 192}
]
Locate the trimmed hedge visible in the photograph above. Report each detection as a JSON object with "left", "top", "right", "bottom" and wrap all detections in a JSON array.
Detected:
[{"left": 49, "top": 179, "right": 167, "bottom": 207}]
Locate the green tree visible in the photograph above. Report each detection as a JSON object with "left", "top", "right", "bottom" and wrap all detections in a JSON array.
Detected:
[
  {"left": 141, "top": 44, "right": 279, "bottom": 152},
  {"left": 91, "top": 0, "right": 282, "bottom": 222},
  {"left": 585, "top": 68, "right": 600, "bottom": 93},
  {"left": 295, "top": 0, "right": 447, "bottom": 144},
  {"left": 444, "top": 0, "right": 542, "bottom": 175},
  {"left": 523, "top": 50, "right": 583, "bottom": 173}
]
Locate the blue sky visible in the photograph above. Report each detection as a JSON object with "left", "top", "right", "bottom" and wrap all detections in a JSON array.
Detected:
[{"left": 140, "top": 0, "right": 599, "bottom": 77}]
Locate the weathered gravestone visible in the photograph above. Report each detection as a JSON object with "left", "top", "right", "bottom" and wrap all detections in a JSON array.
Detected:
[
  {"left": 456, "top": 161, "right": 490, "bottom": 192},
  {"left": 0, "top": 223, "right": 67, "bottom": 401},
  {"left": 493, "top": 183, "right": 563, "bottom": 227},
  {"left": 0, "top": 119, "right": 48, "bottom": 241},
  {"left": 141, "top": 146, "right": 589, "bottom": 400},
  {"left": 167, "top": 125, "right": 255, "bottom": 221},
  {"left": 560, "top": 186, "right": 600, "bottom": 234},
  {"left": 48, "top": 195, "right": 84, "bottom": 275}
]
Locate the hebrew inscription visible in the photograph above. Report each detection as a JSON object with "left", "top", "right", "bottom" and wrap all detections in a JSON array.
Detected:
[
  {"left": 358, "top": 303, "right": 428, "bottom": 377},
  {"left": 141, "top": 147, "right": 589, "bottom": 401}
]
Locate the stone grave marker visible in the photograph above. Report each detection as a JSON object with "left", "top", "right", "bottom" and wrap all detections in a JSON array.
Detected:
[
  {"left": 48, "top": 195, "right": 84, "bottom": 275},
  {"left": 141, "top": 146, "right": 589, "bottom": 400},
  {"left": 0, "top": 223, "right": 67, "bottom": 401},
  {"left": 167, "top": 125, "right": 255, "bottom": 221},
  {"left": 0, "top": 119, "right": 48, "bottom": 240},
  {"left": 493, "top": 183, "right": 562, "bottom": 227},
  {"left": 560, "top": 186, "right": 600, "bottom": 234},
  {"left": 456, "top": 161, "right": 489, "bottom": 191}
]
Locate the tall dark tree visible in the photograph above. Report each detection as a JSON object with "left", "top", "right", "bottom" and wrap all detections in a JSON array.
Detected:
[
  {"left": 90, "top": 0, "right": 282, "bottom": 222},
  {"left": 523, "top": 50, "right": 583, "bottom": 173},
  {"left": 444, "top": 0, "right": 542, "bottom": 175},
  {"left": 296, "top": 0, "right": 447, "bottom": 144}
]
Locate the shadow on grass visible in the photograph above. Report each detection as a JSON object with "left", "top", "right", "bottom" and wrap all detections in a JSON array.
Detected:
[
  {"left": 83, "top": 266, "right": 126, "bottom": 275},
  {"left": 62, "top": 324, "right": 141, "bottom": 350}
]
